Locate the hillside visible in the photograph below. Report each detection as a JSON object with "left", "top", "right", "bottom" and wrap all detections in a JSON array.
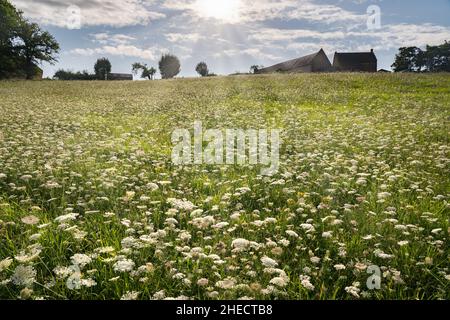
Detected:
[{"left": 0, "top": 74, "right": 449, "bottom": 300}]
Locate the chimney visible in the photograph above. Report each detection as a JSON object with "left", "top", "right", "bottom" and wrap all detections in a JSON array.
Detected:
[{"left": 370, "top": 49, "right": 374, "bottom": 53}]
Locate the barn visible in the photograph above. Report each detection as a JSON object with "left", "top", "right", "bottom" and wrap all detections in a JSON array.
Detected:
[
  {"left": 257, "top": 49, "right": 333, "bottom": 74},
  {"left": 108, "top": 73, "right": 133, "bottom": 81},
  {"left": 333, "top": 49, "right": 377, "bottom": 72}
]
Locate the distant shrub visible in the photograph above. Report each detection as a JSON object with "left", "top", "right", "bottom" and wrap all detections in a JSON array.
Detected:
[{"left": 53, "top": 69, "right": 96, "bottom": 80}]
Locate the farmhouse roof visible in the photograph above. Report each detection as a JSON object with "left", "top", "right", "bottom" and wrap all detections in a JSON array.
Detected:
[
  {"left": 108, "top": 73, "right": 133, "bottom": 80},
  {"left": 333, "top": 50, "right": 377, "bottom": 65},
  {"left": 258, "top": 49, "right": 327, "bottom": 73},
  {"left": 109, "top": 73, "right": 132, "bottom": 77}
]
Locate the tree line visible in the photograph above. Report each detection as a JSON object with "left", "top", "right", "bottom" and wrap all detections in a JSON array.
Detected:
[
  {"left": 55, "top": 54, "right": 184, "bottom": 80},
  {"left": 392, "top": 41, "right": 450, "bottom": 72},
  {"left": 56, "top": 56, "right": 221, "bottom": 81},
  {"left": 131, "top": 59, "right": 217, "bottom": 80}
]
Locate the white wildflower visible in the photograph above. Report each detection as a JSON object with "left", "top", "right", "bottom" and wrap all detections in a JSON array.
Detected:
[
  {"left": 113, "top": 259, "right": 135, "bottom": 273},
  {"left": 21, "top": 215, "right": 40, "bottom": 225},
  {"left": 261, "top": 256, "right": 278, "bottom": 268},
  {"left": 285, "top": 230, "right": 299, "bottom": 238},
  {"left": 121, "top": 291, "right": 140, "bottom": 300},
  {"left": 11, "top": 265, "right": 36, "bottom": 286},
  {"left": 322, "top": 231, "right": 333, "bottom": 238},
  {"left": 70, "top": 254, "right": 92, "bottom": 268},
  {"left": 299, "top": 275, "right": 314, "bottom": 291},
  {"left": 334, "top": 264, "right": 346, "bottom": 271},
  {"left": 270, "top": 276, "right": 288, "bottom": 287},
  {"left": 54, "top": 212, "right": 79, "bottom": 223},
  {"left": 215, "top": 278, "right": 236, "bottom": 290},
  {"left": 0, "top": 257, "right": 13, "bottom": 272},
  {"left": 232, "top": 238, "right": 250, "bottom": 250}
]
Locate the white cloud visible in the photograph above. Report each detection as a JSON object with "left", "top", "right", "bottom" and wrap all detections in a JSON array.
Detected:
[
  {"left": 166, "top": 33, "right": 204, "bottom": 43},
  {"left": 285, "top": 2, "right": 366, "bottom": 24},
  {"left": 70, "top": 33, "right": 163, "bottom": 60},
  {"left": 163, "top": 0, "right": 367, "bottom": 25},
  {"left": 70, "top": 45, "right": 162, "bottom": 60},
  {"left": 11, "top": 0, "right": 166, "bottom": 28},
  {"left": 214, "top": 48, "right": 281, "bottom": 61},
  {"left": 249, "top": 28, "right": 347, "bottom": 42},
  {"left": 248, "top": 23, "right": 450, "bottom": 52},
  {"left": 377, "top": 24, "right": 450, "bottom": 48},
  {"left": 90, "top": 33, "right": 137, "bottom": 45}
]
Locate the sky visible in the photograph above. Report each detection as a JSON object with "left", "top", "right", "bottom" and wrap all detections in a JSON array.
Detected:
[{"left": 10, "top": 0, "right": 450, "bottom": 79}]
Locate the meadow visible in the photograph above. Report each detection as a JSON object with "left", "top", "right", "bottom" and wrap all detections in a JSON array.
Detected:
[{"left": 0, "top": 73, "right": 448, "bottom": 300}]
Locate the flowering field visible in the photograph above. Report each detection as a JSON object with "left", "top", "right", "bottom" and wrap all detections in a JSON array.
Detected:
[{"left": 0, "top": 74, "right": 448, "bottom": 300}]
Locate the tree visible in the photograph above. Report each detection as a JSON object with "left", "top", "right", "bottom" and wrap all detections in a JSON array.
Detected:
[
  {"left": 147, "top": 66, "right": 157, "bottom": 79},
  {"left": 1, "top": 0, "right": 59, "bottom": 79},
  {"left": 0, "top": 0, "right": 22, "bottom": 78},
  {"left": 132, "top": 62, "right": 157, "bottom": 80},
  {"left": 0, "top": 0, "right": 18, "bottom": 44},
  {"left": 195, "top": 62, "right": 209, "bottom": 77},
  {"left": 250, "top": 65, "right": 263, "bottom": 74},
  {"left": 391, "top": 47, "right": 424, "bottom": 72},
  {"left": 424, "top": 41, "right": 450, "bottom": 72},
  {"left": 15, "top": 20, "right": 60, "bottom": 79},
  {"left": 392, "top": 42, "right": 450, "bottom": 73},
  {"left": 94, "top": 57, "right": 111, "bottom": 80},
  {"left": 158, "top": 54, "right": 180, "bottom": 79}
]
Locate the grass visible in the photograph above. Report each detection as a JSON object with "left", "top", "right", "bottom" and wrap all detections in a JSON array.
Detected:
[{"left": 0, "top": 73, "right": 449, "bottom": 300}]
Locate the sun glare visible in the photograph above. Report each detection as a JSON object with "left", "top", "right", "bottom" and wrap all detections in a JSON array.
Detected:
[{"left": 195, "top": 0, "right": 242, "bottom": 23}]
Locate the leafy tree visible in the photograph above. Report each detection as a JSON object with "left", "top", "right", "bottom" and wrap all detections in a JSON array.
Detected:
[
  {"left": 0, "top": 0, "right": 18, "bottom": 44},
  {"left": 1, "top": 0, "right": 59, "bottom": 79},
  {"left": 250, "top": 65, "right": 264, "bottom": 74},
  {"left": 147, "top": 66, "right": 157, "bottom": 79},
  {"left": 195, "top": 62, "right": 209, "bottom": 77},
  {"left": 424, "top": 41, "right": 450, "bottom": 72},
  {"left": 15, "top": 20, "right": 60, "bottom": 79},
  {"left": 158, "top": 54, "right": 180, "bottom": 79},
  {"left": 391, "top": 47, "right": 424, "bottom": 72},
  {"left": 392, "top": 42, "right": 450, "bottom": 73},
  {"left": 132, "top": 62, "right": 157, "bottom": 80},
  {"left": 0, "top": 0, "right": 21, "bottom": 78},
  {"left": 94, "top": 57, "right": 111, "bottom": 80}
]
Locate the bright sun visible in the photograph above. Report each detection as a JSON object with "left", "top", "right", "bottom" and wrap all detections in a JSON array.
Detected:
[{"left": 195, "top": 0, "right": 242, "bottom": 23}]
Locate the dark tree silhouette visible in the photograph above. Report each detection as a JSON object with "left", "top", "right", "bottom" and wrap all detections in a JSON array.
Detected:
[
  {"left": 158, "top": 54, "right": 180, "bottom": 79},
  {"left": 250, "top": 65, "right": 263, "bottom": 74},
  {"left": 94, "top": 57, "right": 111, "bottom": 80},
  {"left": 424, "top": 41, "right": 450, "bottom": 72},
  {"left": 195, "top": 62, "right": 209, "bottom": 77},
  {"left": 392, "top": 41, "right": 450, "bottom": 72},
  {"left": 132, "top": 62, "right": 157, "bottom": 80},
  {"left": 391, "top": 47, "right": 425, "bottom": 72},
  {"left": 15, "top": 21, "right": 59, "bottom": 79},
  {"left": 1, "top": 0, "right": 59, "bottom": 79},
  {"left": 0, "top": 0, "right": 22, "bottom": 78},
  {"left": 53, "top": 69, "right": 96, "bottom": 80}
]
